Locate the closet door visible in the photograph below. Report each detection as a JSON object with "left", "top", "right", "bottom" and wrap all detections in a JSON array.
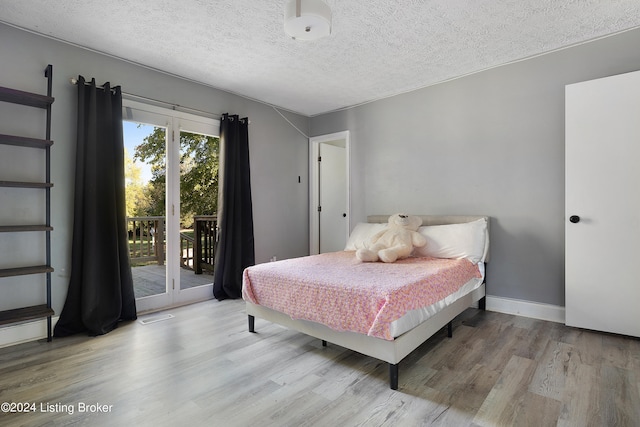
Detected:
[{"left": 565, "top": 70, "right": 640, "bottom": 337}]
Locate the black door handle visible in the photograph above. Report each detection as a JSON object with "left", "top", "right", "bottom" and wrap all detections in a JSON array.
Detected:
[
  {"left": 569, "top": 215, "right": 580, "bottom": 223},
  {"left": 342, "top": 213, "right": 347, "bottom": 218}
]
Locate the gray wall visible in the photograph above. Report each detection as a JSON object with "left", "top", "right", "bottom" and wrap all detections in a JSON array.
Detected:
[
  {"left": 0, "top": 23, "right": 310, "bottom": 315},
  {"left": 311, "top": 28, "right": 640, "bottom": 307}
]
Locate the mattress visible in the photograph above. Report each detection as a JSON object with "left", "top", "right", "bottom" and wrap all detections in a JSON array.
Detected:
[
  {"left": 243, "top": 251, "right": 482, "bottom": 341},
  {"left": 389, "top": 262, "right": 484, "bottom": 337}
]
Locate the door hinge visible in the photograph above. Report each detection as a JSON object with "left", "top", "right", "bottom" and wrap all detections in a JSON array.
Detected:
[
  {"left": 318, "top": 156, "right": 321, "bottom": 162},
  {"left": 172, "top": 278, "right": 175, "bottom": 290},
  {"left": 172, "top": 204, "right": 175, "bottom": 216},
  {"left": 318, "top": 206, "right": 322, "bottom": 212}
]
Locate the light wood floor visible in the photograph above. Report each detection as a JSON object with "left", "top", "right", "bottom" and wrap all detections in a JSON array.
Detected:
[{"left": 0, "top": 299, "right": 638, "bottom": 426}]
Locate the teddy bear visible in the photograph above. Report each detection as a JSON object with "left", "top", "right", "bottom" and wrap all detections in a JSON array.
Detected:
[{"left": 356, "top": 213, "right": 427, "bottom": 263}]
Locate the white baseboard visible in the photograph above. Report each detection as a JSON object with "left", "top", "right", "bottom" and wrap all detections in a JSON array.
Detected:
[
  {"left": 0, "top": 316, "right": 59, "bottom": 349},
  {"left": 486, "top": 296, "right": 565, "bottom": 324}
]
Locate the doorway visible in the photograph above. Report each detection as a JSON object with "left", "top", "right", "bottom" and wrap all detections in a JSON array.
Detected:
[
  {"left": 309, "top": 131, "right": 350, "bottom": 254},
  {"left": 123, "top": 100, "right": 219, "bottom": 313}
]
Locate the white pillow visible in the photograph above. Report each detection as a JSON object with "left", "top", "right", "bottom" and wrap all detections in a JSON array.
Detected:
[
  {"left": 413, "top": 218, "right": 488, "bottom": 264},
  {"left": 344, "top": 222, "right": 388, "bottom": 250}
]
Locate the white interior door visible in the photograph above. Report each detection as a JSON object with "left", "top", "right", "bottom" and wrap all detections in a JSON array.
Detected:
[
  {"left": 309, "top": 131, "right": 350, "bottom": 255},
  {"left": 319, "top": 142, "right": 347, "bottom": 253},
  {"left": 565, "top": 70, "right": 640, "bottom": 337}
]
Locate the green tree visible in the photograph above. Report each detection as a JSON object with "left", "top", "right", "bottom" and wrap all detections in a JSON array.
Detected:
[
  {"left": 124, "top": 147, "right": 150, "bottom": 217},
  {"left": 134, "top": 127, "right": 219, "bottom": 227}
]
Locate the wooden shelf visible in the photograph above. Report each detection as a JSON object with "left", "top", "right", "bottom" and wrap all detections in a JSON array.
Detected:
[
  {"left": 0, "top": 225, "right": 53, "bottom": 233},
  {"left": 0, "top": 180, "right": 53, "bottom": 188},
  {"left": 1, "top": 65, "right": 54, "bottom": 341},
  {"left": 0, "top": 265, "right": 54, "bottom": 278},
  {"left": 0, "top": 86, "right": 54, "bottom": 109},
  {"left": 0, "top": 133, "right": 53, "bottom": 149},
  {"left": 0, "top": 305, "right": 54, "bottom": 326}
]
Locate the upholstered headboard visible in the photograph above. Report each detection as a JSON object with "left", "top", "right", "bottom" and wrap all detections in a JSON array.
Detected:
[{"left": 367, "top": 215, "right": 490, "bottom": 262}]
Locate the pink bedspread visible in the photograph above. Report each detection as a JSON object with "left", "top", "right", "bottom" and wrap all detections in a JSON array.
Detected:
[{"left": 242, "top": 251, "right": 481, "bottom": 341}]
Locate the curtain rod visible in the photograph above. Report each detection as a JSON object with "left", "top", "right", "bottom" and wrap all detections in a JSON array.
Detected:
[{"left": 69, "top": 77, "right": 222, "bottom": 120}]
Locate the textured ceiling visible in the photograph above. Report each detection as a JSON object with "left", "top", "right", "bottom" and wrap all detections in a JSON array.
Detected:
[{"left": 1, "top": 0, "right": 640, "bottom": 116}]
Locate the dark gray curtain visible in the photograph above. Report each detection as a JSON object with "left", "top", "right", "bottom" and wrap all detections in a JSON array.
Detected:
[
  {"left": 54, "top": 76, "right": 136, "bottom": 337},
  {"left": 213, "top": 113, "right": 255, "bottom": 300}
]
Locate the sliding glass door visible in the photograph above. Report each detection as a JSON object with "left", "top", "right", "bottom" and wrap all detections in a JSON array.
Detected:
[
  {"left": 124, "top": 120, "right": 169, "bottom": 308},
  {"left": 123, "top": 100, "right": 219, "bottom": 312}
]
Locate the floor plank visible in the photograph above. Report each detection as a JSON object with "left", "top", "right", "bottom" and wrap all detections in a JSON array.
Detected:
[{"left": 0, "top": 299, "right": 639, "bottom": 426}]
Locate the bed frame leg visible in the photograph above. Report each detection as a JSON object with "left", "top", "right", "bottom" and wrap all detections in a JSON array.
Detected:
[
  {"left": 248, "top": 315, "right": 255, "bottom": 333},
  {"left": 322, "top": 340, "right": 327, "bottom": 347},
  {"left": 478, "top": 296, "right": 486, "bottom": 311},
  {"left": 389, "top": 364, "right": 399, "bottom": 390},
  {"left": 447, "top": 321, "right": 453, "bottom": 338}
]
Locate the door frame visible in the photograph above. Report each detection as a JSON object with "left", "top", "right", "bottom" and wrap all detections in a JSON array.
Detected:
[
  {"left": 123, "top": 100, "right": 220, "bottom": 313},
  {"left": 309, "top": 131, "right": 350, "bottom": 255}
]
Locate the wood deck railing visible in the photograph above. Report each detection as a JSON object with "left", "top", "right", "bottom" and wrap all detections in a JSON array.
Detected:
[
  {"left": 180, "top": 232, "right": 196, "bottom": 270},
  {"left": 127, "top": 216, "right": 165, "bottom": 265},
  {"left": 193, "top": 215, "right": 217, "bottom": 274},
  {"left": 127, "top": 215, "right": 217, "bottom": 274}
]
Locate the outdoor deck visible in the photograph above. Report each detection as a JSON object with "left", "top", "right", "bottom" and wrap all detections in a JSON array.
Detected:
[{"left": 131, "top": 264, "right": 213, "bottom": 298}]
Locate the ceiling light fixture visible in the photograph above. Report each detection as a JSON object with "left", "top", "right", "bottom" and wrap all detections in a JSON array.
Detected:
[{"left": 284, "top": 0, "right": 332, "bottom": 41}]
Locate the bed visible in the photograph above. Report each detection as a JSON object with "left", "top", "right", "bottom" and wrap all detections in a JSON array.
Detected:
[{"left": 242, "top": 215, "right": 489, "bottom": 390}]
